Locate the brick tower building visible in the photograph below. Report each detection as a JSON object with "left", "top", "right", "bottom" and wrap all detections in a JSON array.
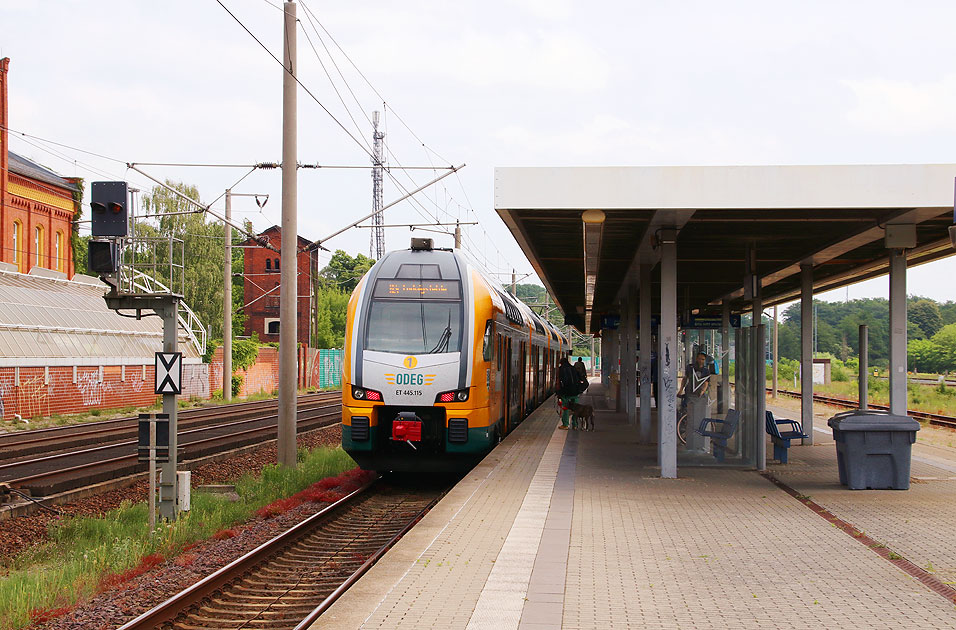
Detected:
[{"left": 241, "top": 225, "right": 316, "bottom": 347}]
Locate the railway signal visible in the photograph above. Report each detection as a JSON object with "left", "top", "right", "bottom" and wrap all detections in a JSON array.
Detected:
[{"left": 90, "top": 180, "right": 129, "bottom": 237}]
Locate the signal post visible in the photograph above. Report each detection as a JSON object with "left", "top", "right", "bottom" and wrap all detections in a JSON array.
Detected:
[{"left": 89, "top": 180, "right": 186, "bottom": 521}]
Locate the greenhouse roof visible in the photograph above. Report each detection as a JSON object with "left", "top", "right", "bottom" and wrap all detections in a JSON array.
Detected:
[{"left": 0, "top": 268, "right": 201, "bottom": 367}]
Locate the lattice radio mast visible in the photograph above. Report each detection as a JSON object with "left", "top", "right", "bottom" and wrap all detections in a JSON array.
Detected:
[{"left": 371, "top": 110, "right": 385, "bottom": 259}]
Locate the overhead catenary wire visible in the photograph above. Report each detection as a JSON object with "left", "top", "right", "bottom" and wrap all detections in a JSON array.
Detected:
[{"left": 213, "top": 0, "right": 376, "bottom": 163}]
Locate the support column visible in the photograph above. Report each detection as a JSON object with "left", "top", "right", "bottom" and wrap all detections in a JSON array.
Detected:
[
  {"left": 721, "top": 300, "right": 731, "bottom": 414},
  {"left": 277, "top": 0, "right": 298, "bottom": 467},
  {"left": 772, "top": 304, "right": 778, "bottom": 399},
  {"left": 639, "top": 264, "right": 652, "bottom": 442},
  {"left": 800, "top": 264, "right": 813, "bottom": 444},
  {"left": 754, "top": 323, "right": 767, "bottom": 471},
  {"left": 159, "top": 300, "right": 180, "bottom": 520},
  {"left": 600, "top": 330, "right": 610, "bottom": 386},
  {"left": 859, "top": 324, "right": 869, "bottom": 410},
  {"left": 658, "top": 232, "right": 678, "bottom": 479},
  {"left": 606, "top": 329, "right": 618, "bottom": 410},
  {"left": 889, "top": 249, "right": 907, "bottom": 416},
  {"left": 223, "top": 190, "right": 233, "bottom": 401},
  {"left": 624, "top": 285, "right": 638, "bottom": 425}
]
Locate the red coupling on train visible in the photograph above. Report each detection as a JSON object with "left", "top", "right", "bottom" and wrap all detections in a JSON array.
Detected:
[{"left": 391, "top": 420, "right": 422, "bottom": 442}]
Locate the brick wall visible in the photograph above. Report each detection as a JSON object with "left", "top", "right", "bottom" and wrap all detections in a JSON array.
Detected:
[
  {"left": 210, "top": 346, "right": 281, "bottom": 398},
  {"left": 209, "top": 345, "right": 317, "bottom": 398},
  {"left": 0, "top": 364, "right": 158, "bottom": 422}
]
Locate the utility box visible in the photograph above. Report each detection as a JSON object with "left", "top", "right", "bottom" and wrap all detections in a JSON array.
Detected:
[
  {"left": 828, "top": 410, "right": 920, "bottom": 490},
  {"left": 177, "top": 471, "right": 191, "bottom": 511}
]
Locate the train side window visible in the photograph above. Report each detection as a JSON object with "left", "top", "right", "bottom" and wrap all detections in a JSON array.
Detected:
[
  {"left": 482, "top": 320, "right": 494, "bottom": 362},
  {"left": 496, "top": 334, "right": 502, "bottom": 369}
]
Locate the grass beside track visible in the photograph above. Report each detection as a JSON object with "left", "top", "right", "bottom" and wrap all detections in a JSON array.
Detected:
[{"left": 0, "top": 445, "right": 356, "bottom": 630}]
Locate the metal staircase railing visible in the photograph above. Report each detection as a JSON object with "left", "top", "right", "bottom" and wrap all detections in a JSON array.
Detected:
[{"left": 128, "top": 269, "right": 207, "bottom": 357}]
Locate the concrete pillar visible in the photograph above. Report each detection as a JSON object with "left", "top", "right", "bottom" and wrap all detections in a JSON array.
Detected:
[
  {"left": 800, "top": 264, "right": 813, "bottom": 444},
  {"left": 601, "top": 330, "right": 610, "bottom": 386},
  {"left": 625, "top": 285, "right": 638, "bottom": 425},
  {"left": 859, "top": 324, "right": 868, "bottom": 411},
  {"left": 639, "top": 263, "right": 652, "bottom": 442},
  {"left": 754, "top": 323, "right": 767, "bottom": 471},
  {"left": 606, "top": 328, "right": 619, "bottom": 411},
  {"left": 658, "top": 232, "right": 678, "bottom": 479},
  {"left": 721, "top": 300, "right": 731, "bottom": 414},
  {"left": 889, "top": 249, "right": 907, "bottom": 416}
]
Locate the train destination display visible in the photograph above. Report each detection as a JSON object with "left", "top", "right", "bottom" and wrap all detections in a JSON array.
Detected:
[{"left": 374, "top": 280, "right": 460, "bottom": 299}]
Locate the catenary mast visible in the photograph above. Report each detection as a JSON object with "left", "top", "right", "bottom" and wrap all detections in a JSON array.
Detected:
[{"left": 371, "top": 111, "right": 385, "bottom": 259}]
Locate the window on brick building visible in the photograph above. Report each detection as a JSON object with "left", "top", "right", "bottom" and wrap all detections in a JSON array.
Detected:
[
  {"left": 274, "top": 258, "right": 280, "bottom": 271},
  {"left": 267, "top": 320, "right": 280, "bottom": 335},
  {"left": 12, "top": 220, "right": 22, "bottom": 272},
  {"left": 34, "top": 224, "right": 45, "bottom": 268},
  {"left": 55, "top": 231, "right": 64, "bottom": 272},
  {"left": 266, "top": 258, "right": 271, "bottom": 270}
]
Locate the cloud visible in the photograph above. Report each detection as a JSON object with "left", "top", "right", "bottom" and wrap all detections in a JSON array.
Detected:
[{"left": 844, "top": 74, "right": 956, "bottom": 134}]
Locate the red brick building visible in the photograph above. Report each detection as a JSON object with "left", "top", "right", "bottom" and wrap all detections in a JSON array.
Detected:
[
  {"left": 1, "top": 58, "right": 80, "bottom": 278},
  {"left": 241, "top": 225, "right": 316, "bottom": 347}
]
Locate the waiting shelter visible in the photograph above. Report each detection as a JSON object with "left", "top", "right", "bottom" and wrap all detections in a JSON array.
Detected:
[{"left": 495, "top": 165, "right": 956, "bottom": 477}]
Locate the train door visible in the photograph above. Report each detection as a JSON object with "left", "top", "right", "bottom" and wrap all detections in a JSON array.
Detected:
[
  {"left": 503, "top": 336, "right": 512, "bottom": 434},
  {"left": 510, "top": 338, "right": 521, "bottom": 425},
  {"left": 519, "top": 341, "right": 527, "bottom": 418}
]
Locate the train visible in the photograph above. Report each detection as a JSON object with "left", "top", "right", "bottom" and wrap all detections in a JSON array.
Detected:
[{"left": 341, "top": 238, "right": 570, "bottom": 472}]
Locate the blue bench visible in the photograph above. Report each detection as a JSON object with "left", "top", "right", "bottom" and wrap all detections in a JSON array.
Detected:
[
  {"left": 765, "top": 410, "right": 809, "bottom": 464},
  {"left": 696, "top": 410, "right": 739, "bottom": 463}
]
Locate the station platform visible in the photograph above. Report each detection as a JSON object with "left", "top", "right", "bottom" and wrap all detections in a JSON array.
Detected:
[{"left": 316, "top": 384, "right": 956, "bottom": 629}]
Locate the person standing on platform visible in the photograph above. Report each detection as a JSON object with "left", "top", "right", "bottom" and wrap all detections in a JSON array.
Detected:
[
  {"left": 574, "top": 356, "right": 589, "bottom": 389},
  {"left": 558, "top": 356, "right": 579, "bottom": 430},
  {"left": 678, "top": 352, "right": 711, "bottom": 449}
]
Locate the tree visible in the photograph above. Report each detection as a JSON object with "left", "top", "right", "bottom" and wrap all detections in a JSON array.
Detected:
[
  {"left": 907, "top": 338, "right": 942, "bottom": 373},
  {"left": 932, "top": 324, "right": 956, "bottom": 373},
  {"left": 312, "top": 285, "right": 352, "bottom": 349},
  {"left": 319, "top": 250, "right": 374, "bottom": 293},
  {"left": 141, "top": 181, "right": 226, "bottom": 340},
  {"left": 909, "top": 298, "right": 943, "bottom": 339}
]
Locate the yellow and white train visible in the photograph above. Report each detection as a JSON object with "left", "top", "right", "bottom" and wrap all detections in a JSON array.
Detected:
[{"left": 342, "top": 238, "right": 569, "bottom": 472}]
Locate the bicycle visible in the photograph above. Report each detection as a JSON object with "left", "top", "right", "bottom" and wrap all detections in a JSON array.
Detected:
[{"left": 677, "top": 394, "right": 688, "bottom": 444}]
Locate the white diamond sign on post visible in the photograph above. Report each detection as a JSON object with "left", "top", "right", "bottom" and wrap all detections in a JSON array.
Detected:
[{"left": 155, "top": 352, "right": 183, "bottom": 395}]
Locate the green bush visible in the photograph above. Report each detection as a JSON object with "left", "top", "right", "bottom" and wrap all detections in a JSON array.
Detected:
[
  {"left": 831, "top": 362, "right": 849, "bottom": 382},
  {"left": 231, "top": 374, "right": 243, "bottom": 398}
]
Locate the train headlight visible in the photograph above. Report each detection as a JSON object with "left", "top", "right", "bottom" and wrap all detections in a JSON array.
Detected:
[
  {"left": 353, "top": 387, "right": 383, "bottom": 402},
  {"left": 437, "top": 388, "right": 469, "bottom": 403}
]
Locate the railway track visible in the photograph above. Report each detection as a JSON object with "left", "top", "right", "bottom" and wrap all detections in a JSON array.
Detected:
[
  {"left": 1, "top": 393, "right": 344, "bottom": 496},
  {"left": 771, "top": 388, "right": 956, "bottom": 430},
  {"left": 118, "top": 478, "right": 446, "bottom": 630},
  {"left": 0, "top": 393, "right": 339, "bottom": 462}
]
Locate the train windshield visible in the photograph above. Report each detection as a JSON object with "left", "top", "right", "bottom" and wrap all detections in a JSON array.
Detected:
[{"left": 365, "top": 301, "right": 462, "bottom": 354}]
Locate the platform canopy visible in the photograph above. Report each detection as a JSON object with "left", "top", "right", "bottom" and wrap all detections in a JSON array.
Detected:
[{"left": 495, "top": 165, "right": 956, "bottom": 331}]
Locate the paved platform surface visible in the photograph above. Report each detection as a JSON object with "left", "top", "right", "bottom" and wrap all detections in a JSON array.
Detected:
[{"left": 314, "top": 387, "right": 956, "bottom": 629}]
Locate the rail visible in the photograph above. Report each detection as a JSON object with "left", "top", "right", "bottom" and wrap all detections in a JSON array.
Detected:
[{"left": 770, "top": 387, "right": 956, "bottom": 430}]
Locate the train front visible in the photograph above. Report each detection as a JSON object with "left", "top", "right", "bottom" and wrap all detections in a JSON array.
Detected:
[{"left": 342, "top": 241, "right": 491, "bottom": 472}]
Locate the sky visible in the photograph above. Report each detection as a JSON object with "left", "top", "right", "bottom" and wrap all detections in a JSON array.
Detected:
[{"left": 2, "top": 0, "right": 956, "bottom": 307}]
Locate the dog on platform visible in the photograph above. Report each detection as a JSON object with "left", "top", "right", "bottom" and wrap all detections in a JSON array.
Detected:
[{"left": 570, "top": 402, "right": 594, "bottom": 431}]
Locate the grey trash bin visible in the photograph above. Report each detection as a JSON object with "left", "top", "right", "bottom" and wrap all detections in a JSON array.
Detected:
[{"left": 827, "top": 410, "right": 920, "bottom": 490}]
